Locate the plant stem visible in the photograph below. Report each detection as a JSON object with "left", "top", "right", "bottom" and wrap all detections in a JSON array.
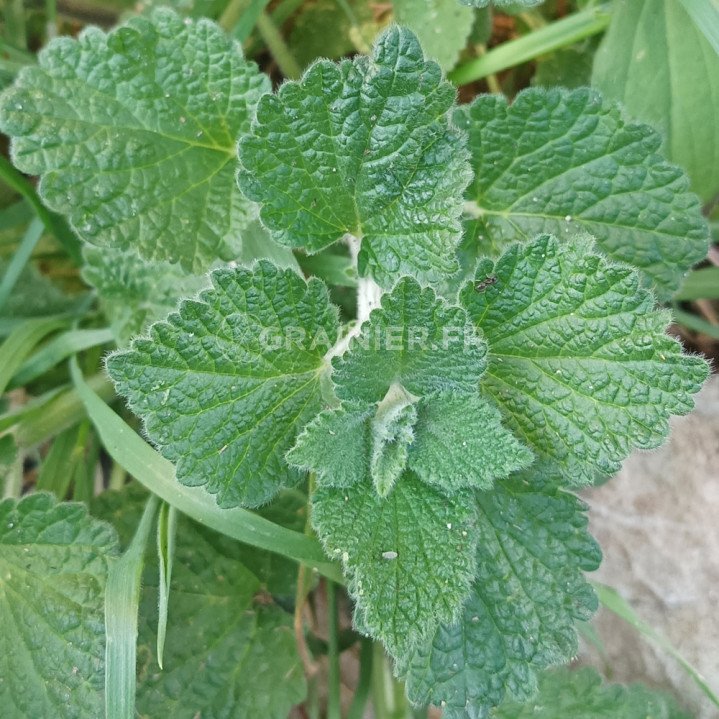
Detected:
[
  {"left": 449, "top": 3, "right": 612, "bottom": 86},
  {"left": 327, "top": 580, "right": 342, "bottom": 719},
  {"left": 255, "top": 11, "right": 301, "bottom": 79}
]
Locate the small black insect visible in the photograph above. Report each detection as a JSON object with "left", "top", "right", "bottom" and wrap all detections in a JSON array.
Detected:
[{"left": 474, "top": 275, "right": 497, "bottom": 292}]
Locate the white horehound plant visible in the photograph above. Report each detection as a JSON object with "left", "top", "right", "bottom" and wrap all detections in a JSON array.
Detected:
[{"left": 0, "top": 9, "right": 709, "bottom": 719}]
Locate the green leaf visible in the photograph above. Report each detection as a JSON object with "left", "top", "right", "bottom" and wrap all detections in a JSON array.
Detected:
[
  {"left": 592, "top": 0, "right": 719, "bottom": 203},
  {"left": 459, "top": 234, "right": 709, "bottom": 484},
  {"left": 0, "top": 259, "right": 79, "bottom": 321},
  {"left": 288, "top": 404, "right": 374, "bottom": 488},
  {"left": 239, "top": 26, "right": 471, "bottom": 287},
  {"left": 333, "top": 277, "right": 487, "bottom": 403},
  {"left": 369, "top": 388, "right": 417, "bottom": 497},
  {"left": 0, "top": 9, "right": 270, "bottom": 271},
  {"left": 676, "top": 267, "right": 719, "bottom": 301},
  {"left": 401, "top": 476, "right": 601, "bottom": 718},
  {"left": 107, "top": 261, "right": 339, "bottom": 508},
  {"left": 312, "top": 473, "right": 478, "bottom": 658},
  {"left": 288, "top": 0, "right": 380, "bottom": 67},
  {"left": 392, "top": 0, "right": 474, "bottom": 72},
  {"left": 409, "top": 394, "right": 533, "bottom": 491},
  {"left": 0, "top": 493, "right": 118, "bottom": 718},
  {"left": 493, "top": 667, "right": 690, "bottom": 719},
  {"left": 104, "top": 495, "right": 159, "bottom": 719},
  {"left": 294, "top": 278, "right": 529, "bottom": 495},
  {"left": 679, "top": 0, "right": 719, "bottom": 56},
  {"left": 71, "top": 360, "right": 342, "bottom": 581},
  {"left": 455, "top": 87, "right": 709, "bottom": 297},
  {"left": 532, "top": 38, "right": 598, "bottom": 90},
  {"left": 82, "top": 246, "right": 209, "bottom": 347},
  {"left": 290, "top": 394, "right": 531, "bottom": 495},
  {"left": 0, "top": 433, "right": 17, "bottom": 472},
  {"left": 93, "top": 486, "right": 307, "bottom": 719}
]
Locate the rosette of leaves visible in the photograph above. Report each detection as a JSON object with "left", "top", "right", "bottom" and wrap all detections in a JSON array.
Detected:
[{"left": 1, "top": 15, "right": 708, "bottom": 718}]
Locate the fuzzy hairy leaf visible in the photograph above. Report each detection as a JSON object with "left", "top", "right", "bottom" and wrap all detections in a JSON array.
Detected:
[
  {"left": 494, "top": 667, "right": 690, "bottom": 719},
  {"left": 239, "top": 26, "right": 471, "bottom": 287},
  {"left": 312, "top": 473, "right": 477, "bottom": 658},
  {"left": 460, "top": 235, "right": 709, "bottom": 484},
  {"left": 592, "top": 0, "right": 719, "bottom": 203},
  {"left": 392, "top": 0, "right": 474, "bottom": 71},
  {"left": 0, "top": 9, "right": 269, "bottom": 271},
  {"left": 82, "top": 246, "right": 209, "bottom": 346},
  {"left": 93, "top": 485, "right": 306, "bottom": 718},
  {"left": 290, "top": 394, "right": 530, "bottom": 495},
  {"left": 82, "top": 220, "right": 296, "bottom": 347},
  {"left": 287, "top": 403, "right": 373, "bottom": 488},
  {"left": 0, "top": 493, "right": 118, "bottom": 718},
  {"left": 455, "top": 88, "right": 708, "bottom": 297},
  {"left": 402, "top": 477, "right": 601, "bottom": 718},
  {"left": 409, "top": 394, "right": 532, "bottom": 491},
  {"left": 107, "top": 261, "right": 338, "bottom": 508},
  {"left": 333, "top": 277, "right": 486, "bottom": 403}
]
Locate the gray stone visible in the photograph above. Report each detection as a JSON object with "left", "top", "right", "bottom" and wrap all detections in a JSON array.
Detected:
[{"left": 581, "top": 376, "right": 719, "bottom": 717}]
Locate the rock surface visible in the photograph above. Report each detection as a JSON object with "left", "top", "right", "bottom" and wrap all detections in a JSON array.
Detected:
[{"left": 581, "top": 375, "right": 719, "bottom": 717}]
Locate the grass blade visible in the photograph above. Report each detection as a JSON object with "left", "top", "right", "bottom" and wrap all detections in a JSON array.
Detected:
[
  {"left": 35, "top": 423, "right": 81, "bottom": 497},
  {"left": 679, "top": 0, "right": 719, "bottom": 55},
  {"left": 69, "top": 358, "right": 343, "bottom": 582},
  {"left": 449, "top": 3, "right": 611, "bottom": 86},
  {"left": 0, "top": 317, "right": 66, "bottom": 396},
  {"left": 327, "top": 581, "right": 341, "bottom": 719},
  {"left": 105, "top": 494, "right": 159, "bottom": 719},
  {"left": 11, "top": 373, "right": 114, "bottom": 448},
  {"left": 0, "top": 217, "right": 44, "bottom": 313},
  {"left": 594, "top": 582, "right": 719, "bottom": 707},
  {"left": 675, "top": 267, "right": 719, "bottom": 301},
  {"left": 347, "top": 637, "right": 373, "bottom": 719},
  {"left": 0, "top": 155, "right": 82, "bottom": 263},
  {"left": 156, "top": 501, "right": 177, "bottom": 669},
  {"left": 672, "top": 306, "right": 719, "bottom": 339},
  {"left": 10, "top": 327, "right": 114, "bottom": 388}
]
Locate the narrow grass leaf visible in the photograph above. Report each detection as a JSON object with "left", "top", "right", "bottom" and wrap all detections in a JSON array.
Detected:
[
  {"left": 10, "top": 326, "right": 114, "bottom": 387},
  {"left": 105, "top": 494, "right": 159, "bottom": 719},
  {"left": 0, "top": 316, "right": 66, "bottom": 396},
  {"left": 0, "top": 217, "right": 43, "bottom": 313},
  {"left": 155, "top": 501, "right": 177, "bottom": 669}
]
